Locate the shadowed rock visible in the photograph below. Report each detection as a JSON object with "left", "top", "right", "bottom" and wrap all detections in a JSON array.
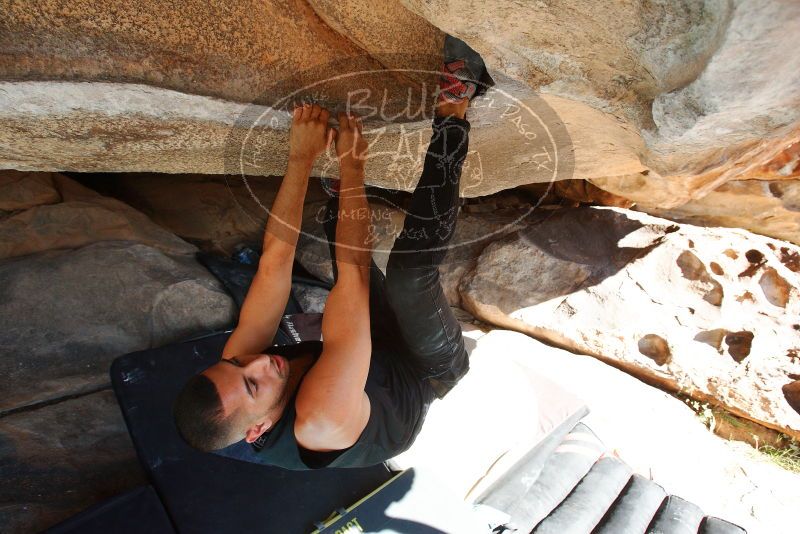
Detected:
[
  {"left": 0, "top": 173, "right": 235, "bottom": 413},
  {"left": 784, "top": 381, "right": 800, "bottom": 416},
  {"left": 759, "top": 267, "right": 793, "bottom": 308},
  {"left": 676, "top": 250, "right": 724, "bottom": 306},
  {"left": 724, "top": 331, "right": 754, "bottom": 363},
  {"left": 0, "top": 391, "right": 144, "bottom": 533},
  {"left": 638, "top": 334, "right": 672, "bottom": 366}
]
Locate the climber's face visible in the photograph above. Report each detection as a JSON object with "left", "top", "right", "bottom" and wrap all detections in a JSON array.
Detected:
[{"left": 204, "top": 353, "right": 291, "bottom": 443}]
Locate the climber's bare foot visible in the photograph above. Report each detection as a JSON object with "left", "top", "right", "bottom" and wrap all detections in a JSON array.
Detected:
[{"left": 435, "top": 97, "right": 469, "bottom": 120}]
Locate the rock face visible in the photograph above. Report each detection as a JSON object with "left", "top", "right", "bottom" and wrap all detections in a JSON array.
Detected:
[
  {"left": 2, "top": 1, "right": 800, "bottom": 525},
  {"left": 647, "top": 178, "right": 800, "bottom": 247},
  {"left": 0, "top": 76, "right": 573, "bottom": 199},
  {"left": 403, "top": 0, "right": 800, "bottom": 179},
  {"left": 0, "top": 391, "right": 145, "bottom": 533},
  {"left": 82, "top": 173, "right": 286, "bottom": 256},
  {"left": 291, "top": 282, "right": 329, "bottom": 314},
  {"left": 1, "top": 1, "right": 798, "bottom": 242},
  {"left": 458, "top": 207, "right": 800, "bottom": 439},
  {"left": 296, "top": 194, "right": 531, "bottom": 307},
  {"left": 0, "top": 241, "right": 236, "bottom": 412},
  {"left": 0, "top": 172, "right": 236, "bottom": 413},
  {"left": 0, "top": 172, "right": 237, "bottom": 530},
  {"left": 0, "top": 0, "right": 440, "bottom": 105},
  {"left": 0, "top": 171, "right": 195, "bottom": 260}
]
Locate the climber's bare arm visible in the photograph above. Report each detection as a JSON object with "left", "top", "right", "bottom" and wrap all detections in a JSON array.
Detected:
[
  {"left": 295, "top": 113, "right": 373, "bottom": 451},
  {"left": 223, "top": 104, "right": 335, "bottom": 358}
]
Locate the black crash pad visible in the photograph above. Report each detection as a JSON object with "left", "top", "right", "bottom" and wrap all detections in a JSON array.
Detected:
[
  {"left": 110, "top": 331, "right": 392, "bottom": 534},
  {"left": 47, "top": 485, "right": 174, "bottom": 534}
]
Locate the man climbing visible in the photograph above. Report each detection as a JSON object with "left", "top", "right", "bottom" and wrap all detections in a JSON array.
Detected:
[{"left": 173, "top": 51, "right": 492, "bottom": 469}]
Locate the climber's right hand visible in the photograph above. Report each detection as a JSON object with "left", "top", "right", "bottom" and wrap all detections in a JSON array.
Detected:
[{"left": 334, "top": 112, "right": 368, "bottom": 176}]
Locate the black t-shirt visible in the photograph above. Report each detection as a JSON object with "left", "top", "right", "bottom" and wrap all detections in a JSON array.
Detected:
[{"left": 215, "top": 336, "right": 435, "bottom": 470}]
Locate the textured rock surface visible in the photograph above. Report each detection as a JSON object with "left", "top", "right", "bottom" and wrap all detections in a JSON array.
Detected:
[
  {"left": 0, "top": 241, "right": 236, "bottom": 412},
  {"left": 2, "top": 2, "right": 800, "bottom": 526},
  {"left": 0, "top": 76, "right": 574, "bottom": 198},
  {"left": 647, "top": 178, "right": 800, "bottom": 246},
  {"left": 1, "top": 1, "right": 798, "bottom": 241},
  {"left": 0, "top": 173, "right": 236, "bottom": 529},
  {"left": 85, "top": 173, "right": 534, "bottom": 309},
  {"left": 83, "top": 172, "right": 348, "bottom": 256},
  {"left": 296, "top": 195, "right": 531, "bottom": 307},
  {"left": 87, "top": 173, "right": 539, "bottom": 313},
  {"left": 404, "top": 0, "right": 728, "bottom": 126},
  {"left": 0, "top": 171, "right": 195, "bottom": 260},
  {"left": 552, "top": 179, "right": 635, "bottom": 209},
  {"left": 591, "top": 127, "right": 800, "bottom": 212},
  {"left": 0, "top": 391, "right": 144, "bottom": 533},
  {"left": 292, "top": 282, "right": 329, "bottom": 314},
  {"left": 464, "top": 329, "right": 800, "bottom": 534},
  {"left": 403, "top": 0, "right": 800, "bottom": 178},
  {"left": 0, "top": 171, "right": 60, "bottom": 211},
  {"left": 81, "top": 173, "right": 288, "bottom": 255},
  {"left": 0, "top": 0, "right": 438, "bottom": 104},
  {"left": 458, "top": 207, "right": 800, "bottom": 439},
  {"left": 0, "top": 172, "right": 235, "bottom": 411}
]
